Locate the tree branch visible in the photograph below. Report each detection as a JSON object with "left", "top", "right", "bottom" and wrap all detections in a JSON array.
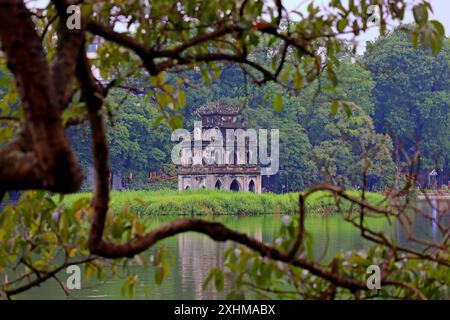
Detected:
[
  {"left": 3, "top": 257, "right": 95, "bottom": 298},
  {"left": 0, "top": 0, "right": 82, "bottom": 193},
  {"left": 51, "top": 0, "right": 86, "bottom": 109}
]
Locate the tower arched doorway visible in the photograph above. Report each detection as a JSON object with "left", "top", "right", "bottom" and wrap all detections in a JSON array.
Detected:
[
  {"left": 215, "top": 180, "right": 222, "bottom": 190},
  {"left": 248, "top": 180, "right": 255, "bottom": 192},
  {"left": 230, "top": 179, "right": 240, "bottom": 191}
]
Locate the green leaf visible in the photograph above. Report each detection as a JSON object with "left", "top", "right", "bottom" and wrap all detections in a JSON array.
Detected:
[
  {"left": 429, "top": 32, "right": 442, "bottom": 55},
  {"left": 343, "top": 102, "right": 352, "bottom": 117},
  {"left": 279, "top": 69, "right": 290, "bottom": 83},
  {"left": 331, "top": 101, "right": 339, "bottom": 115},
  {"left": 261, "top": 264, "right": 273, "bottom": 286},
  {"left": 409, "top": 31, "right": 419, "bottom": 48},
  {"left": 203, "top": 269, "right": 216, "bottom": 290},
  {"left": 153, "top": 115, "right": 165, "bottom": 128},
  {"left": 128, "top": 282, "right": 135, "bottom": 298},
  {"left": 211, "top": 63, "right": 221, "bottom": 79},
  {"left": 168, "top": 115, "right": 183, "bottom": 129},
  {"left": 293, "top": 70, "right": 303, "bottom": 90},
  {"left": 163, "top": 84, "right": 174, "bottom": 95},
  {"left": 273, "top": 95, "right": 282, "bottom": 112},
  {"left": 430, "top": 20, "right": 445, "bottom": 36},
  {"left": 413, "top": 4, "right": 428, "bottom": 26},
  {"left": 156, "top": 92, "right": 169, "bottom": 109},
  {"left": 72, "top": 90, "right": 81, "bottom": 104},
  {"left": 154, "top": 265, "right": 165, "bottom": 285},
  {"left": 178, "top": 90, "right": 186, "bottom": 108},
  {"left": 214, "top": 269, "right": 224, "bottom": 292},
  {"left": 337, "top": 17, "right": 347, "bottom": 33},
  {"left": 204, "top": 267, "right": 224, "bottom": 291},
  {"left": 200, "top": 68, "right": 211, "bottom": 85},
  {"left": 327, "top": 66, "right": 338, "bottom": 87}
]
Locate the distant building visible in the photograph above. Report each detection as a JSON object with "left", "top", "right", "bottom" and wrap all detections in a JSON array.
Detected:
[{"left": 178, "top": 103, "right": 262, "bottom": 193}]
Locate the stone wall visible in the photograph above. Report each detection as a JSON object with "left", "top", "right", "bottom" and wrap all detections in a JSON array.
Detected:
[{"left": 178, "top": 174, "right": 262, "bottom": 193}]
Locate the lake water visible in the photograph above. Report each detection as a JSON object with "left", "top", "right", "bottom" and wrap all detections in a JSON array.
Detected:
[{"left": 18, "top": 200, "right": 448, "bottom": 299}]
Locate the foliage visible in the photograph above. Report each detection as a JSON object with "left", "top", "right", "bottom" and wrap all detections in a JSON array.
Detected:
[
  {"left": 68, "top": 89, "right": 173, "bottom": 182},
  {"left": 0, "top": 191, "right": 174, "bottom": 299},
  {"left": 212, "top": 241, "right": 449, "bottom": 299},
  {"left": 364, "top": 27, "right": 450, "bottom": 171}
]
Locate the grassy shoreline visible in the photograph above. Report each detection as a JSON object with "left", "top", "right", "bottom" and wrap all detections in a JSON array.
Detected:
[{"left": 58, "top": 189, "right": 385, "bottom": 216}]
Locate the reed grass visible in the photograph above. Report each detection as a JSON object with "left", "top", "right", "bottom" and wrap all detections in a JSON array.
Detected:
[{"left": 58, "top": 189, "right": 385, "bottom": 216}]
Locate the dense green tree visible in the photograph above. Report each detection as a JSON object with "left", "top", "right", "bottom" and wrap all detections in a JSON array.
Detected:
[
  {"left": 364, "top": 27, "right": 450, "bottom": 171},
  {"left": 68, "top": 90, "right": 173, "bottom": 186},
  {"left": 310, "top": 105, "right": 395, "bottom": 188},
  {"left": 170, "top": 52, "right": 392, "bottom": 191}
]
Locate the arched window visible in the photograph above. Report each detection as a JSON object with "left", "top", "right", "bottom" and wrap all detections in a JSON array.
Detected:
[
  {"left": 185, "top": 186, "right": 190, "bottom": 190},
  {"left": 230, "top": 179, "right": 240, "bottom": 191},
  {"left": 215, "top": 180, "right": 222, "bottom": 190},
  {"left": 249, "top": 180, "right": 255, "bottom": 192}
]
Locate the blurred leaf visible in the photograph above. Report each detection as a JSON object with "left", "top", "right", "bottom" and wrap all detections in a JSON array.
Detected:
[
  {"left": 413, "top": 4, "right": 428, "bottom": 25},
  {"left": 273, "top": 95, "right": 282, "bottom": 112},
  {"left": 331, "top": 101, "right": 339, "bottom": 115},
  {"left": 337, "top": 17, "right": 347, "bottom": 33},
  {"left": 178, "top": 90, "right": 186, "bottom": 109}
]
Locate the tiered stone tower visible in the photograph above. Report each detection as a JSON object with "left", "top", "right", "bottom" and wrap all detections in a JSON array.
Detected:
[{"left": 177, "top": 103, "right": 262, "bottom": 193}]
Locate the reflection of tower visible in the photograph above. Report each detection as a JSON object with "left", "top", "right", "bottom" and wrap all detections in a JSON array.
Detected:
[
  {"left": 431, "top": 198, "right": 450, "bottom": 241},
  {"left": 177, "top": 233, "right": 230, "bottom": 299},
  {"left": 431, "top": 199, "right": 438, "bottom": 240},
  {"left": 253, "top": 223, "right": 263, "bottom": 242}
]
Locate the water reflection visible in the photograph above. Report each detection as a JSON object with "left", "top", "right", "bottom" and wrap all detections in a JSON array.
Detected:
[
  {"left": 407, "top": 199, "right": 449, "bottom": 247},
  {"left": 18, "top": 200, "right": 449, "bottom": 300},
  {"left": 431, "top": 199, "right": 438, "bottom": 240},
  {"left": 178, "top": 234, "right": 226, "bottom": 299},
  {"left": 176, "top": 218, "right": 266, "bottom": 299}
]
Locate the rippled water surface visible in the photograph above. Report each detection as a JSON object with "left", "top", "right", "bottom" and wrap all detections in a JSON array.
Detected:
[{"left": 19, "top": 200, "right": 449, "bottom": 299}]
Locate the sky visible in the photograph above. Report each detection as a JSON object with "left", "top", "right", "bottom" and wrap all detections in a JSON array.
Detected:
[{"left": 283, "top": 0, "right": 450, "bottom": 52}]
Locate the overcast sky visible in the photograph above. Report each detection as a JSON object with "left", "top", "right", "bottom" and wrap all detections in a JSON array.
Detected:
[{"left": 283, "top": 0, "right": 450, "bottom": 52}]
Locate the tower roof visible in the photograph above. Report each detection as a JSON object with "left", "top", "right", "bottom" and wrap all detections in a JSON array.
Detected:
[{"left": 197, "top": 102, "right": 241, "bottom": 116}]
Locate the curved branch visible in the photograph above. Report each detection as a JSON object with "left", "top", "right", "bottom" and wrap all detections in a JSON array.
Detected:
[
  {"left": 86, "top": 20, "right": 157, "bottom": 74},
  {"left": 85, "top": 19, "right": 306, "bottom": 82},
  {"left": 91, "top": 217, "right": 368, "bottom": 291}
]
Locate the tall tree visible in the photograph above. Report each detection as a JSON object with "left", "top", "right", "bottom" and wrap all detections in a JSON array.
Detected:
[
  {"left": 69, "top": 89, "right": 173, "bottom": 186},
  {"left": 364, "top": 27, "right": 450, "bottom": 171}
]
